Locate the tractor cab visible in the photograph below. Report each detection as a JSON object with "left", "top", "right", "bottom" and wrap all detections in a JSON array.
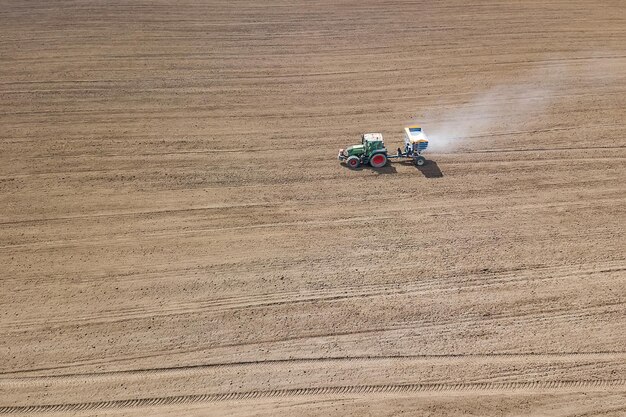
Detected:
[{"left": 362, "top": 133, "right": 385, "bottom": 154}]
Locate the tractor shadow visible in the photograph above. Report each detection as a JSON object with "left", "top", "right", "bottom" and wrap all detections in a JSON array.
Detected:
[
  {"left": 340, "top": 160, "right": 442, "bottom": 177},
  {"left": 396, "top": 160, "right": 444, "bottom": 178},
  {"left": 340, "top": 163, "right": 398, "bottom": 174}
]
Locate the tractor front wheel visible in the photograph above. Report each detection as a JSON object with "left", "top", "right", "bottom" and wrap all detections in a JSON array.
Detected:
[
  {"left": 370, "top": 153, "right": 387, "bottom": 168},
  {"left": 414, "top": 156, "right": 426, "bottom": 166},
  {"left": 346, "top": 156, "right": 360, "bottom": 169}
]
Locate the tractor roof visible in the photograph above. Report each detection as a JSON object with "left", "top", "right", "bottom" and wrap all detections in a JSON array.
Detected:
[{"left": 363, "top": 133, "right": 383, "bottom": 142}]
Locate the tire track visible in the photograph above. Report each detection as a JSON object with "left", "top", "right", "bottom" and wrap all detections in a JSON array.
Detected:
[
  {"left": 1, "top": 379, "right": 625, "bottom": 414},
  {"left": 0, "top": 215, "right": 396, "bottom": 251},
  {"left": 2, "top": 293, "right": 622, "bottom": 376},
  {"left": 439, "top": 157, "right": 626, "bottom": 167},
  {"left": 2, "top": 262, "right": 623, "bottom": 331},
  {"left": 2, "top": 351, "right": 626, "bottom": 385},
  {"left": 466, "top": 145, "right": 626, "bottom": 154},
  {"left": 0, "top": 203, "right": 278, "bottom": 227}
]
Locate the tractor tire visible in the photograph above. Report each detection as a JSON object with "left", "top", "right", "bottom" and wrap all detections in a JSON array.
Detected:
[
  {"left": 370, "top": 153, "right": 387, "bottom": 168},
  {"left": 346, "top": 155, "right": 360, "bottom": 169},
  {"left": 414, "top": 155, "right": 426, "bottom": 167}
]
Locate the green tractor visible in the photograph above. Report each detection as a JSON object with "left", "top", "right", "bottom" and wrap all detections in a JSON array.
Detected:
[{"left": 337, "top": 133, "right": 388, "bottom": 169}]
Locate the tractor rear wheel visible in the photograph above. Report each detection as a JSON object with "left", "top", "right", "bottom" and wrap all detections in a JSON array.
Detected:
[
  {"left": 370, "top": 153, "right": 387, "bottom": 168},
  {"left": 414, "top": 156, "right": 426, "bottom": 166},
  {"left": 346, "top": 156, "right": 360, "bottom": 169}
]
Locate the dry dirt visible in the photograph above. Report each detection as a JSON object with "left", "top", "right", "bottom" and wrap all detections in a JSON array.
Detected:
[{"left": 1, "top": 0, "right": 625, "bottom": 416}]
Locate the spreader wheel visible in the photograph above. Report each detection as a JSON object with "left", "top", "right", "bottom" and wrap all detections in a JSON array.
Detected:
[
  {"left": 414, "top": 155, "right": 426, "bottom": 166},
  {"left": 370, "top": 153, "right": 387, "bottom": 168},
  {"left": 346, "top": 156, "right": 360, "bottom": 169}
]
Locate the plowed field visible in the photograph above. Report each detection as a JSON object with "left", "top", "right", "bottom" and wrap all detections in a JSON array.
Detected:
[{"left": 1, "top": 0, "right": 625, "bottom": 415}]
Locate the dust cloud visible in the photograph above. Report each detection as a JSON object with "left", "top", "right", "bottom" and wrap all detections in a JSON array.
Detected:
[
  {"left": 421, "top": 66, "right": 561, "bottom": 152},
  {"left": 418, "top": 55, "right": 624, "bottom": 152}
]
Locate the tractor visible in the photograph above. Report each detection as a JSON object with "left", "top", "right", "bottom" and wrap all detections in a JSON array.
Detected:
[
  {"left": 338, "top": 125, "right": 429, "bottom": 169},
  {"left": 337, "top": 133, "right": 388, "bottom": 169}
]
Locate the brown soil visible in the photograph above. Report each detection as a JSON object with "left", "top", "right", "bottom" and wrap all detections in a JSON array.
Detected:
[{"left": 1, "top": 0, "right": 625, "bottom": 415}]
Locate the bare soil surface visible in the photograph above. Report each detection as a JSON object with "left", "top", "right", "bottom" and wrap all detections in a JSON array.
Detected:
[{"left": 1, "top": 0, "right": 625, "bottom": 415}]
